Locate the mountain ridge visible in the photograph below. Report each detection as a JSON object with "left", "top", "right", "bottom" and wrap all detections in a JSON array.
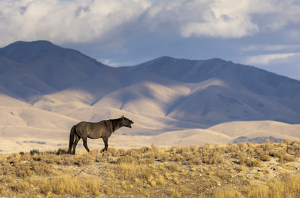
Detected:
[
  {"left": 121, "top": 55, "right": 300, "bottom": 124},
  {"left": 123, "top": 56, "right": 300, "bottom": 98},
  {"left": 0, "top": 40, "right": 104, "bottom": 67},
  {"left": 1, "top": 40, "right": 300, "bottom": 124}
]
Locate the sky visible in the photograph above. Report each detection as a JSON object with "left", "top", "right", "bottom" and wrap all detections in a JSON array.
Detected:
[{"left": 0, "top": 0, "right": 300, "bottom": 80}]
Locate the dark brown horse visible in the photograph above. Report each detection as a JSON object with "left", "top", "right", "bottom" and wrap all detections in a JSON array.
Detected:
[{"left": 68, "top": 116, "right": 134, "bottom": 154}]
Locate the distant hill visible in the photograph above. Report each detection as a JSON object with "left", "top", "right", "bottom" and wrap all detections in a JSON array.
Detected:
[
  {"left": 122, "top": 56, "right": 300, "bottom": 125},
  {"left": 0, "top": 41, "right": 300, "bottom": 153}
]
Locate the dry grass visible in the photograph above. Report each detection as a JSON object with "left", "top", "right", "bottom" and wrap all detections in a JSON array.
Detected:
[{"left": 1, "top": 140, "right": 300, "bottom": 197}]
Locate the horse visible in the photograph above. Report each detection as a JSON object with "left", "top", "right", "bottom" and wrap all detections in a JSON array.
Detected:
[{"left": 67, "top": 116, "right": 134, "bottom": 154}]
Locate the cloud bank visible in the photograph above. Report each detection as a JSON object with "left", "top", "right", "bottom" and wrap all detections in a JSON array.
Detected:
[
  {"left": 1, "top": 0, "right": 298, "bottom": 45},
  {"left": 0, "top": 0, "right": 150, "bottom": 45}
]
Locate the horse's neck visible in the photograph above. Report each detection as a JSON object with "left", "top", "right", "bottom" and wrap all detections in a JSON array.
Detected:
[{"left": 110, "top": 118, "right": 123, "bottom": 132}]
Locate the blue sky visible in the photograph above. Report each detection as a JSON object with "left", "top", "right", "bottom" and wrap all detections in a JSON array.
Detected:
[{"left": 1, "top": 0, "right": 300, "bottom": 79}]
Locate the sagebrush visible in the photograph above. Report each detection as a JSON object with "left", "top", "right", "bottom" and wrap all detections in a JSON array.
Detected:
[{"left": 1, "top": 140, "right": 300, "bottom": 197}]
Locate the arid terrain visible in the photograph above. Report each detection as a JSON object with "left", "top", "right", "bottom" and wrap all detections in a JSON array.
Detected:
[
  {"left": 1, "top": 41, "right": 300, "bottom": 197},
  {"left": 1, "top": 41, "right": 300, "bottom": 154},
  {"left": 1, "top": 140, "right": 300, "bottom": 197}
]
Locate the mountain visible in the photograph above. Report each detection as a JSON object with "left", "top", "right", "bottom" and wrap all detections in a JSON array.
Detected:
[
  {"left": 0, "top": 41, "right": 106, "bottom": 101},
  {"left": 124, "top": 56, "right": 300, "bottom": 100},
  {"left": 0, "top": 41, "right": 300, "bottom": 153},
  {"left": 121, "top": 56, "right": 300, "bottom": 125},
  {"left": 0, "top": 40, "right": 103, "bottom": 66}
]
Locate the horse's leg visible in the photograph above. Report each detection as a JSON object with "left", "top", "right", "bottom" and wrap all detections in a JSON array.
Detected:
[
  {"left": 83, "top": 137, "right": 90, "bottom": 152},
  {"left": 101, "top": 138, "right": 108, "bottom": 152},
  {"left": 72, "top": 134, "right": 81, "bottom": 154}
]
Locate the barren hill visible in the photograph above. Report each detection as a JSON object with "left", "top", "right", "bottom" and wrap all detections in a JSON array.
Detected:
[{"left": 122, "top": 56, "right": 300, "bottom": 125}]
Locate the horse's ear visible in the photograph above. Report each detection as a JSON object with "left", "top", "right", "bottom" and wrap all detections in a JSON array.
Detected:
[{"left": 121, "top": 115, "right": 124, "bottom": 119}]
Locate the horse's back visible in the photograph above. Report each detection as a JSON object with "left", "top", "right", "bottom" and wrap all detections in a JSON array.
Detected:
[{"left": 76, "top": 121, "right": 109, "bottom": 139}]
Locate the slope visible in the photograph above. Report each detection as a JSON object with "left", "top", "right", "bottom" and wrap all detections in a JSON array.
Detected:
[
  {"left": 122, "top": 56, "right": 300, "bottom": 125},
  {"left": 0, "top": 41, "right": 106, "bottom": 102}
]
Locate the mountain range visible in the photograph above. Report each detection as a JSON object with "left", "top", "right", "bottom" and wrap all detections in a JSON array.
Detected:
[{"left": 0, "top": 40, "right": 299, "bottom": 153}]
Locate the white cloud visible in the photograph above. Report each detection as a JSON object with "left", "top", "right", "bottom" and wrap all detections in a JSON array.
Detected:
[
  {"left": 0, "top": 0, "right": 299, "bottom": 48},
  {"left": 245, "top": 53, "right": 300, "bottom": 65},
  {"left": 138, "top": 0, "right": 260, "bottom": 38},
  {"left": 99, "top": 59, "right": 121, "bottom": 67},
  {"left": 242, "top": 45, "right": 300, "bottom": 52},
  {"left": 140, "top": 0, "right": 300, "bottom": 38},
  {"left": 0, "top": 0, "right": 150, "bottom": 46},
  {"left": 179, "top": 0, "right": 259, "bottom": 38}
]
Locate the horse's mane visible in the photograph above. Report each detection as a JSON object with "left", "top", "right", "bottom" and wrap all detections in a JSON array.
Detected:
[{"left": 108, "top": 118, "right": 122, "bottom": 122}]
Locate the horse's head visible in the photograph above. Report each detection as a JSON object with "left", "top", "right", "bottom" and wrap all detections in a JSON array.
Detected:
[{"left": 121, "top": 116, "right": 134, "bottom": 128}]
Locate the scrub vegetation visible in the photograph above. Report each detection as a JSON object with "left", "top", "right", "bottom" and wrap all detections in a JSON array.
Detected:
[{"left": 1, "top": 140, "right": 300, "bottom": 197}]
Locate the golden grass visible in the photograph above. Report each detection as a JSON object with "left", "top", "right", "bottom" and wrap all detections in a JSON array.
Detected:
[
  {"left": 1, "top": 140, "right": 300, "bottom": 197},
  {"left": 30, "top": 175, "right": 102, "bottom": 197}
]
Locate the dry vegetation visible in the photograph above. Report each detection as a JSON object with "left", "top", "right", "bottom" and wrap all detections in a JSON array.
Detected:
[{"left": 1, "top": 140, "right": 300, "bottom": 197}]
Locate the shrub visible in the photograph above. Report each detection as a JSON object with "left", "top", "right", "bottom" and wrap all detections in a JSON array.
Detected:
[
  {"left": 189, "top": 146, "right": 198, "bottom": 152},
  {"left": 214, "top": 187, "right": 242, "bottom": 198},
  {"left": 75, "top": 155, "right": 94, "bottom": 166},
  {"left": 143, "top": 170, "right": 154, "bottom": 183},
  {"left": 156, "top": 175, "right": 165, "bottom": 185},
  {"left": 36, "top": 175, "right": 102, "bottom": 196},
  {"left": 10, "top": 181, "right": 31, "bottom": 193},
  {"left": 116, "top": 148, "right": 126, "bottom": 156},
  {"left": 203, "top": 153, "right": 223, "bottom": 164},
  {"left": 236, "top": 165, "right": 246, "bottom": 172},
  {"left": 56, "top": 148, "right": 68, "bottom": 155},
  {"left": 260, "top": 155, "right": 271, "bottom": 162},
  {"left": 16, "top": 167, "right": 33, "bottom": 178},
  {"left": 169, "top": 153, "right": 184, "bottom": 162},
  {"left": 150, "top": 180, "right": 156, "bottom": 187},
  {"left": 140, "top": 159, "right": 154, "bottom": 164},
  {"left": 248, "top": 159, "right": 261, "bottom": 167},
  {"left": 117, "top": 155, "right": 135, "bottom": 164},
  {"left": 106, "top": 148, "right": 117, "bottom": 156},
  {"left": 0, "top": 186, "right": 5, "bottom": 195},
  {"left": 237, "top": 143, "right": 247, "bottom": 151},
  {"left": 186, "top": 157, "right": 202, "bottom": 165},
  {"left": 151, "top": 143, "right": 158, "bottom": 153},
  {"left": 283, "top": 139, "right": 292, "bottom": 146},
  {"left": 31, "top": 162, "right": 51, "bottom": 175},
  {"left": 54, "top": 184, "right": 64, "bottom": 194},
  {"left": 60, "top": 156, "right": 75, "bottom": 165},
  {"left": 40, "top": 182, "right": 52, "bottom": 194},
  {"left": 30, "top": 149, "right": 40, "bottom": 156},
  {"left": 95, "top": 154, "right": 104, "bottom": 162},
  {"left": 115, "top": 163, "right": 143, "bottom": 181},
  {"left": 238, "top": 152, "right": 248, "bottom": 165},
  {"left": 167, "top": 163, "right": 180, "bottom": 172},
  {"left": 0, "top": 175, "right": 15, "bottom": 184},
  {"left": 139, "top": 147, "right": 150, "bottom": 153}
]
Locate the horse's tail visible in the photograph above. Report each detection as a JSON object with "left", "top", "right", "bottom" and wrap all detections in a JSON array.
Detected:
[{"left": 67, "top": 125, "right": 76, "bottom": 154}]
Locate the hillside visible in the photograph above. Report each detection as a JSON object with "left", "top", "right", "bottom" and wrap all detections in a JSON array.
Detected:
[
  {"left": 0, "top": 41, "right": 300, "bottom": 153},
  {"left": 122, "top": 56, "right": 300, "bottom": 124},
  {"left": 1, "top": 142, "right": 300, "bottom": 197}
]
